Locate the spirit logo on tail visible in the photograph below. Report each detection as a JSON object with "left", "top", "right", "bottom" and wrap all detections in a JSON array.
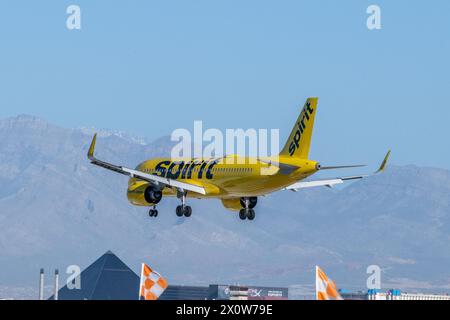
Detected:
[{"left": 289, "top": 101, "right": 315, "bottom": 156}]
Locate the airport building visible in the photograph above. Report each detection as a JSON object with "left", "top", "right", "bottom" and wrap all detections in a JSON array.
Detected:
[
  {"left": 44, "top": 250, "right": 448, "bottom": 301},
  {"left": 160, "top": 284, "right": 288, "bottom": 300},
  {"left": 48, "top": 250, "right": 140, "bottom": 300},
  {"left": 48, "top": 250, "right": 288, "bottom": 300},
  {"left": 341, "top": 289, "right": 450, "bottom": 300}
]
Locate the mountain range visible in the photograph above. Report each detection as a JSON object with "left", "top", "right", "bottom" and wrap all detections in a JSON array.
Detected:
[{"left": 0, "top": 114, "right": 449, "bottom": 299}]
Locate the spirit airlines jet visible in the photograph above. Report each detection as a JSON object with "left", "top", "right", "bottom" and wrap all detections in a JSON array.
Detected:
[{"left": 87, "top": 98, "right": 390, "bottom": 221}]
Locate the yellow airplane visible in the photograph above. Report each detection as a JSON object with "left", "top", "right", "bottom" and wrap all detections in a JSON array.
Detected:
[{"left": 87, "top": 97, "right": 390, "bottom": 221}]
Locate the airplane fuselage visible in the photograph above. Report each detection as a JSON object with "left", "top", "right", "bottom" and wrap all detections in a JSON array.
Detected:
[{"left": 127, "top": 155, "right": 319, "bottom": 205}]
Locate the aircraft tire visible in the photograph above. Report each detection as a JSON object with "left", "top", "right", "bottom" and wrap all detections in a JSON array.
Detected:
[
  {"left": 239, "top": 209, "right": 247, "bottom": 220},
  {"left": 184, "top": 206, "right": 192, "bottom": 217},
  {"left": 176, "top": 205, "right": 183, "bottom": 217},
  {"left": 246, "top": 209, "right": 255, "bottom": 220}
]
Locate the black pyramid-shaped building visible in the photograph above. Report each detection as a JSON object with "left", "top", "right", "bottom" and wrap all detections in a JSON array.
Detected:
[{"left": 51, "top": 250, "right": 140, "bottom": 300}]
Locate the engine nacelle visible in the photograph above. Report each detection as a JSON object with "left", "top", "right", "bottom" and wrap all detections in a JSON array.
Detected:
[
  {"left": 221, "top": 197, "right": 258, "bottom": 211},
  {"left": 221, "top": 198, "right": 242, "bottom": 211},
  {"left": 144, "top": 186, "right": 162, "bottom": 204}
]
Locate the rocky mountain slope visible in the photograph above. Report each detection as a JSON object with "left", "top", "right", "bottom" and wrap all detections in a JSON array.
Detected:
[{"left": 0, "top": 115, "right": 449, "bottom": 298}]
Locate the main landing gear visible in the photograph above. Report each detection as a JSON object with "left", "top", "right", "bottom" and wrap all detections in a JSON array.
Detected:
[
  {"left": 239, "top": 197, "right": 257, "bottom": 221},
  {"left": 239, "top": 208, "right": 255, "bottom": 220},
  {"left": 176, "top": 191, "right": 192, "bottom": 217}
]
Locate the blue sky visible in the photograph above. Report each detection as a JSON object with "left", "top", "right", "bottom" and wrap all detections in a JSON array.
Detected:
[{"left": 0, "top": 1, "right": 449, "bottom": 169}]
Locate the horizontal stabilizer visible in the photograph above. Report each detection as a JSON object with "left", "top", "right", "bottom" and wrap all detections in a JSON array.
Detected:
[
  {"left": 319, "top": 164, "right": 366, "bottom": 170},
  {"left": 284, "top": 150, "right": 391, "bottom": 191}
]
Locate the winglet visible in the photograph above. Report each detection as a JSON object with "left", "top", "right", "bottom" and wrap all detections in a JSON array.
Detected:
[
  {"left": 376, "top": 150, "right": 391, "bottom": 173},
  {"left": 87, "top": 134, "right": 97, "bottom": 160}
]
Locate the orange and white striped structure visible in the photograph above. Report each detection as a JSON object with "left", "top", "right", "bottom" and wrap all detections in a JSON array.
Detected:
[
  {"left": 315, "top": 266, "right": 343, "bottom": 300},
  {"left": 139, "top": 263, "right": 168, "bottom": 300}
]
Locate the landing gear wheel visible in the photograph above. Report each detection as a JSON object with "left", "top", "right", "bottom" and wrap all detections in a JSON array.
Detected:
[
  {"left": 184, "top": 206, "right": 192, "bottom": 217},
  {"left": 246, "top": 209, "right": 255, "bottom": 220},
  {"left": 176, "top": 191, "right": 192, "bottom": 217},
  {"left": 176, "top": 205, "right": 183, "bottom": 217},
  {"left": 148, "top": 208, "right": 158, "bottom": 217},
  {"left": 239, "top": 209, "right": 247, "bottom": 220}
]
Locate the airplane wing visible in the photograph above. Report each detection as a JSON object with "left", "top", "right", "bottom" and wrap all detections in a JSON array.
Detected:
[
  {"left": 284, "top": 150, "right": 391, "bottom": 191},
  {"left": 87, "top": 134, "right": 206, "bottom": 195}
]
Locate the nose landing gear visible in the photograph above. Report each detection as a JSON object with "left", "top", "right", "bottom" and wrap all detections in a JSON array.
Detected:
[{"left": 148, "top": 206, "right": 158, "bottom": 217}]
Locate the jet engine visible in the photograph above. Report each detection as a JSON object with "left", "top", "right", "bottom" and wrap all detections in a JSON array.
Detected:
[{"left": 144, "top": 186, "right": 162, "bottom": 204}]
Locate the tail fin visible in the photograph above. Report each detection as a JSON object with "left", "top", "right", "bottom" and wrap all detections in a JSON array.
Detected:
[{"left": 280, "top": 97, "right": 318, "bottom": 159}]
